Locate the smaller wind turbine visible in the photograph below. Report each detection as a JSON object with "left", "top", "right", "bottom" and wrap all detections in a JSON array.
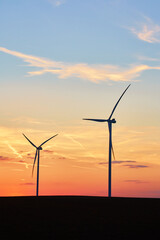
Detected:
[
  {"left": 83, "top": 84, "right": 131, "bottom": 197},
  {"left": 23, "top": 133, "right": 58, "bottom": 196}
]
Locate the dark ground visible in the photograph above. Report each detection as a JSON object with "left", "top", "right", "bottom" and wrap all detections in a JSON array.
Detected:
[{"left": 0, "top": 196, "right": 159, "bottom": 239}]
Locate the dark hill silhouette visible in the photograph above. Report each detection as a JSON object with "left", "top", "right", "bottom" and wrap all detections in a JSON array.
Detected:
[{"left": 0, "top": 196, "right": 159, "bottom": 239}]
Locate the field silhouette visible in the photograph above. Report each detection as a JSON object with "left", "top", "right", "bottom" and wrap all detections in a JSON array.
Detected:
[{"left": 0, "top": 196, "right": 159, "bottom": 239}]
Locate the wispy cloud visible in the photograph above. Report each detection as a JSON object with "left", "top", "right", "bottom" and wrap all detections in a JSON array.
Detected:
[
  {"left": 124, "top": 164, "right": 149, "bottom": 169},
  {"left": 98, "top": 160, "right": 149, "bottom": 170},
  {"left": 128, "top": 16, "right": 160, "bottom": 43},
  {"left": 0, "top": 155, "right": 32, "bottom": 169},
  {"left": 13, "top": 160, "right": 32, "bottom": 169},
  {"left": 20, "top": 182, "right": 35, "bottom": 186},
  {"left": 0, "top": 156, "right": 12, "bottom": 161},
  {"left": 1, "top": 47, "right": 160, "bottom": 82},
  {"left": 136, "top": 55, "right": 159, "bottom": 62},
  {"left": 99, "top": 160, "right": 136, "bottom": 165},
  {"left": 6, "top": 142, "right": 23, "bottom": 159},
  {"left": 43, "top": 149, "right": 54, "bottom": 153},
  {"left": 63, "top": 134, "right": 85, "bottom": 149},
  {"left": 48, "top": 0, "right": 66, "bottom": 7}
]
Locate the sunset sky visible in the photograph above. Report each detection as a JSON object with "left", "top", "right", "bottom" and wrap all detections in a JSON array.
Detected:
[{"left": 0, "top": 0, "right": 160, "bottom": 197}]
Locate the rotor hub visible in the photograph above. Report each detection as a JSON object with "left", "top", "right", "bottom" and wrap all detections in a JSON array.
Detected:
[
  {"left": 109, "top": 118, "right": 116, "bottom": 124},
  {"left": 37, "top": 146, "right": 42, "bottom": 150}
]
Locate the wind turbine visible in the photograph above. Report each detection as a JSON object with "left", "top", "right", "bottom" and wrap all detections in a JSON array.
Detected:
[
  {"left": 23, "top": 133, "right": 58, "bottom": 196},
  {"left": 83, "top": 84, "right": 131, "bottom": 197}
]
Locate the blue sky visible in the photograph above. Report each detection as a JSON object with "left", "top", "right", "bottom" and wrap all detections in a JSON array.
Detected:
[
  {"left": 1, "top": 0, "right": 160, "bottom": 63},
  {"left": 0, "top": 0, "right": 160, "bottom": 126}
]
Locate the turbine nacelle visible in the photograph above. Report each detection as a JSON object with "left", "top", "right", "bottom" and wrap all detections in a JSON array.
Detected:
[
  {"left": 37, "top": 146, "right": 43, "bottom": 150},
  {"left": 109, "top": 118, "right": 116, "bottom": 124}
]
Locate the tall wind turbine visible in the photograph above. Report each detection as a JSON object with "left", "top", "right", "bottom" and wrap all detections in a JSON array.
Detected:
[
  {"left": 83, "top": 84, "right": 131, "bottom": 197},
  {"left": 23, "top": 133, "right": 58, "bottom": 196}
]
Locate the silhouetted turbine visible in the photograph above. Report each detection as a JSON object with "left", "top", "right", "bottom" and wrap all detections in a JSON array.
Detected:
[
  {"left": 83, "top": 85, "right": 131, "bottom": 197},
  {"left": 23, "top": 133, "right": 58, "bottom": 196}
]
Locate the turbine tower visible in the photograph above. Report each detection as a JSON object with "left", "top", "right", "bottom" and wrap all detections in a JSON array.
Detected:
[
  {"left": 23, "top": 133, "right": 58, "bottom": 196},
  {"left": 83, "top": 84, "right": 131, "bottom": 197}
]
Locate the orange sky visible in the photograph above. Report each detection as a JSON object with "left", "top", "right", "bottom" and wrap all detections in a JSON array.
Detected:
[{"left": 0, "top": 124, "right": 159, "bottom": 197}]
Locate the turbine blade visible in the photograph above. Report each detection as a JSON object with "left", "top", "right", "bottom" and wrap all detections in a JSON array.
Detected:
[
  {"left": 83, "top": 118, "right": 108, "bottom": 122},
  {"left": 108, "top": 124, "right": 116, "bottom": 161},
  {"left": 32, "top": 149, "right": 38, "bottom": 177},
  {"left": 22, "top": 133, "right": 37, "bottom": 148},
  {"left": 39, "top": 134, "right": 58, "bottom": 147},
  {"left": 108, "top": 84, "right": 131, "bottom": 120},
  {"left": 111, "top": 142, "right": 116, "bottom": 161}
]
